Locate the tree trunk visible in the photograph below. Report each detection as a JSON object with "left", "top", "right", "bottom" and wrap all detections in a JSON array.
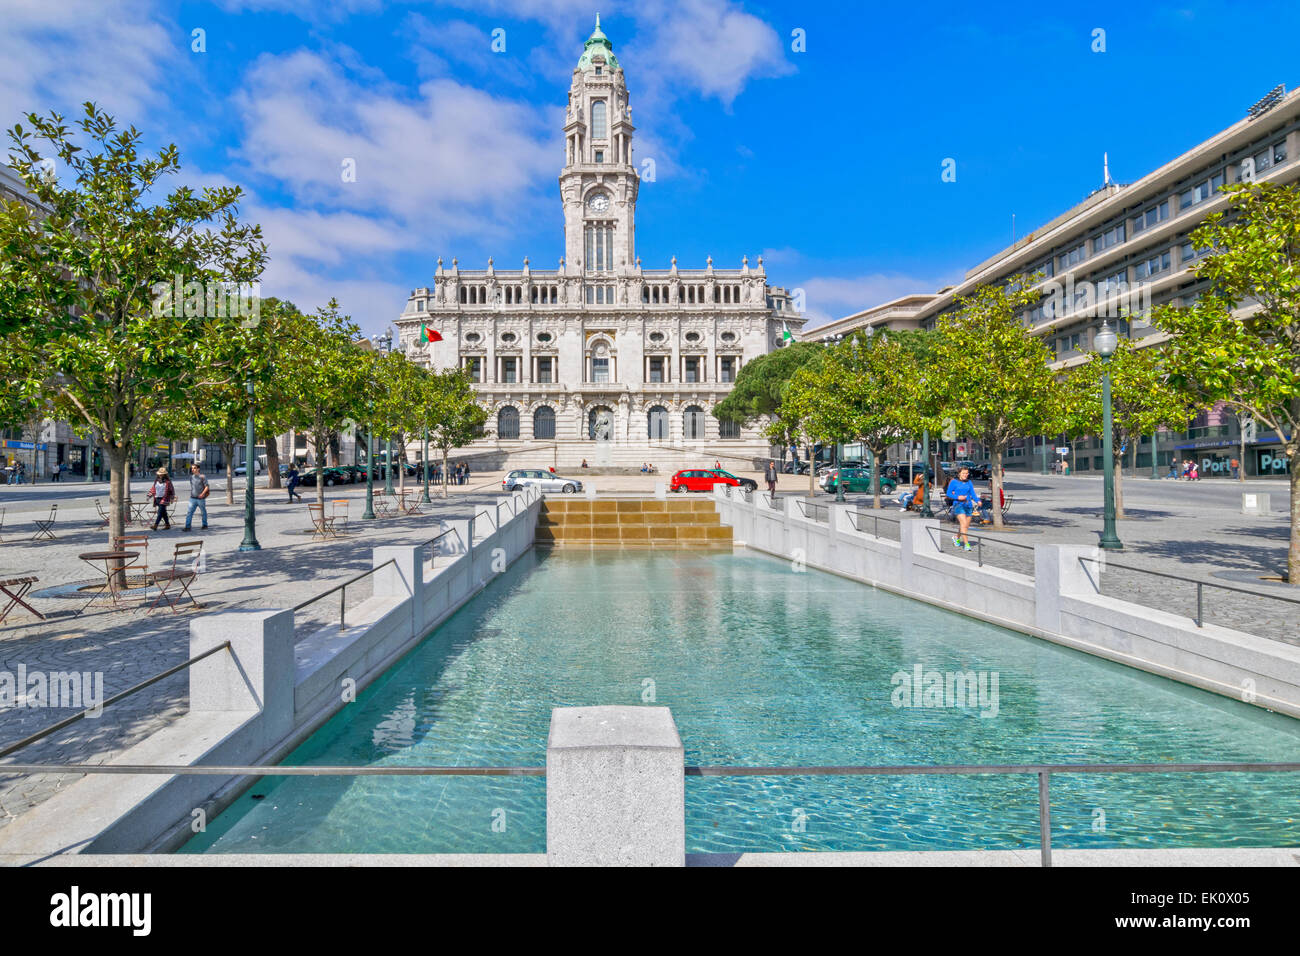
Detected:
[
  {"left": 1240, "top": 422, "right": 1248, "bottom": 482},
  {"left": 990, "top": 446, "right": 1005, "bottom": 529},
  {"left": 442, "top": 447, "right": 450, "bottom": 498},
  {"left": 1114, "top": 451, "right": 1126, "bottom": 519},
  {"left": 398, "top": 437, "right": 406, "bottom": 495},
  {"left": 871, "top": 446, "right": 882, "bottom": 510},
  {"left": 1289, "top": 444, "right": 1300, "bottom": 585},
  {"left": 264, "top": 434, "right": 282, "bottom": 489},
  {"left": 807, "top": 443, "right": 815, "bottom": 496},
  {"left": 223, "top": 441, "right": 236, "bottom": 506},
  {"left": 317, "top": 443, "right": 328, "bottom": 510},
  {"left": 106, "top": 445, "right": 129, "bottom": 588}
]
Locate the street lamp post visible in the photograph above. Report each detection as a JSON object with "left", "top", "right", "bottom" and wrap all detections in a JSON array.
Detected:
[
  {"left": 422, "top": 428, "right": 431, "bottom": 503},
  {"left": 372, "top": 329, "right": 396, "bottom": 496},
  {"left": 1095, "top": 321, "right": 1124, "bottom": 550},
  {"left": 1040, "top": 434, "right": 1049, "bottom": 475},
  {"left": 238, "top": 377, "right": 261, "bottom": 552},
  {"left": 362, "top": 424, "right": 376, "bottom": 520}
]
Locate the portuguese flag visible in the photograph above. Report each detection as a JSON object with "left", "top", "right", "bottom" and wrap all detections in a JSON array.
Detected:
[{"left": 420, "top": 322, "right": 443, "bottom": 343}]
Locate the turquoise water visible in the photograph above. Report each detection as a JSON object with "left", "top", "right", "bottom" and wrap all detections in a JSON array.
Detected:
[{"left": 182, "top": 549, "right": 1300, "bottom": 854}]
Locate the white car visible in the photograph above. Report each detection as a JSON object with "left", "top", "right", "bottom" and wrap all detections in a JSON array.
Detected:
[{"left": 502, "top": 469, "right": 583, "bottom": 494}]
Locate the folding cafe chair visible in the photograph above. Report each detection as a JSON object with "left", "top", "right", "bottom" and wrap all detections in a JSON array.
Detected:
[
  {"left": 32, "top": 504, "right": 58, "bottom": 541},
  {"left": 0, "top": 576, "right": 45, "bottom": 623},
  {"left": 112, "top": 533, "right": 151, "bottom": 588},
  {"left": 147, "top": 540, "right": 204, "bottom": 613}
]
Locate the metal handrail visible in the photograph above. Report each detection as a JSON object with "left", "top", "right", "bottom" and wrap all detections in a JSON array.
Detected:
[
  {"left": 846, "top": 510, "right": 904, "bottom": 538},
  {"left": 3, "top": 758, "right": 1295, "bottom": 867},
  {"left": 291, "top": 558, "right": 397, "bottom": 631},
  {"left": 927, "top": 524, "right": 1035, "bottom": 569},
  {"left": 1078, "top": 556, "right": 1300, "bottom": 629},
  {"left": 0, "top": 641, "right": 232, "bottom": 761}
]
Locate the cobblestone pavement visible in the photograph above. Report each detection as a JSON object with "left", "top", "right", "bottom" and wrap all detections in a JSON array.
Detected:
[
  {"left": 0, "top": 478, "right": 501, "bottom": 831},
  {"left": 0, "top": 468, "right": 1294, "bottom": 833}
]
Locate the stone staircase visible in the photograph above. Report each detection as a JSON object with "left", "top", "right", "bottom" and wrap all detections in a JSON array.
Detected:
[{"left": 536, "top": 496, "right": 733, "bottom": 548}]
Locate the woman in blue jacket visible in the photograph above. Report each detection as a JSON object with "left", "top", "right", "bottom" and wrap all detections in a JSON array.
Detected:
[{"left": 947, "top": 466, "right": 979, "bottom": 551}]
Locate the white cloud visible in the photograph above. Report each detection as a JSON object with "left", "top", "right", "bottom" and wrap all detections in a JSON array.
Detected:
[
  {"left": 233, "top": 51, "right": 558, "bottom": 229},
  {"left": 0, "top": 0, "right": 176, "bottom": 129},
  {"left": 631, "top": 0, "right": 794, "bottom": 107}
]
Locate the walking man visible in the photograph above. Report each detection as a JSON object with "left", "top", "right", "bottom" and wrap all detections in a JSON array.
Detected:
[
  {"left": 184, "top": 463, "right": 210, "bottom": 531},
  {"left": 287, "top": 463, "right": 303, "bottom": 502},
  {"left": 765, "top": 459, "right": 778, "bottom": 495}
]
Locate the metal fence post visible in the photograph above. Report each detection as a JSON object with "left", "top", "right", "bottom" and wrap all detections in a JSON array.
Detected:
[
  {"left": 340, "top": 583, "right": 346, "bottom": 630},
  {"left": 1196, "top": 582, "right": 1203, "bottom": 628},
  {"left": 1038, "top": 771, "right": 1052, "bottom": 867}
]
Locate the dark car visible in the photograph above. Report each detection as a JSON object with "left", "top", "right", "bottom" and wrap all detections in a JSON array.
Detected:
[
  {"left": 820, "top": 467, "right": 897, "bottom": 495},
  {"left": 953, "top": 460, "right": 992, "bottom": 480},
  {"left": 885, "top": 461, "right": 935, "bottom": 482},
  {"left": 298, "top": 467, "right": 351, "bottom": 488}
]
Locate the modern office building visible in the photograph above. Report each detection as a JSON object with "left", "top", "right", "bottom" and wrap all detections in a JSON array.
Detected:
[
  {"left": 809, "top": 84, "right": 1299, "bottom": 477},
  {"left": 393, "top": 17, "right": 804, "bottom": 467}
]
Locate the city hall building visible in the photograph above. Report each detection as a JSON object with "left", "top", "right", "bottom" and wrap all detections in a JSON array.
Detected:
[
  {"left": 808, "top": 84, "right": 1300, "bottom": 478},
  {"left": 393, "top": 18, "right": 803, "bottom": 466}
]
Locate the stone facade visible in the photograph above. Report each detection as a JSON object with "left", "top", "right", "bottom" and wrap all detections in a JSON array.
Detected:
[{"left": 393, "top": 18, "right": 804, "bottom": 458}]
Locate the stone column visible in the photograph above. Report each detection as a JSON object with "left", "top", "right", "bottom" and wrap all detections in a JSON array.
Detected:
[
  {"left": 190, "top": 609, "right": 295, "bottom": 749},
  {"left": 546, "top": 706, "right": 685, "bottom": 866},
  {"left": 1034, "top": 544, "right": 1102, "bottom": 633}
]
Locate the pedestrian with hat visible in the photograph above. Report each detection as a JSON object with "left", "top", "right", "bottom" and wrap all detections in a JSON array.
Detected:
[{"left": 148, "top": 467, "right": 176, "bottom": 530}]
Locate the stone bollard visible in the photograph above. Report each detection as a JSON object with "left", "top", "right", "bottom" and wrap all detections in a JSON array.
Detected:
[
  {"left": 1242, "top": 492, "right": 1271, "bottom": 516},
  {"left": 584, "top": 483, "right": 597, "bottom": 500},
  {"left": 654, "top": 481, "right": 667, "bottom": 499},
  {"left": 546, "top": 706, "right": 685, "bottom": 866},
  {"left": 1034, "top": 544, "right": 1102, "bottom": 634}
]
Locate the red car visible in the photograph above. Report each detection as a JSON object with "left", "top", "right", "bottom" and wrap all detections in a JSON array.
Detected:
[{"left": 669, "top": 468, "right": 758, "bottom": 493}]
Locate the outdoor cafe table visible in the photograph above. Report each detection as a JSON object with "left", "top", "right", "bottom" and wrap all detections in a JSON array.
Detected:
[
  {"left": 77, "top": 550, "right": 140, "bottom": 614},
  {"left": 396, "top": 490, "right": 424, "bottom": 516}
]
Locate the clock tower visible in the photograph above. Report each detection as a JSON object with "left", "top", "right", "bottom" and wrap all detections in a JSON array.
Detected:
[{"left": 561, "top": 15, "right": 638, "bottom": 276}]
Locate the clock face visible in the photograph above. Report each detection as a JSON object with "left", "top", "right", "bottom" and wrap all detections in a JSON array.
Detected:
[{"left": 586, "top": 192, "right": 611, "bottom": 213}]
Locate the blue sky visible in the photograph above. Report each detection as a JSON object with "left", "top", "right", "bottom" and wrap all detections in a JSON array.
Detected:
[{"left": 3, "top": 0, "right": 1298, "bottom": 332}]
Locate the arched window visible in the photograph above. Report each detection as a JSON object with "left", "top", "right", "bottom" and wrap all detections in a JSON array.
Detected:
[
  {"left": 533, "top": 406, "right": 556, "bottom": 440},
  {"left": 591, "top": 100, "right": 607, "bottom": 139},
  {"left": 497, "top": 406, "right": 520, "bottom": 440},
  {"left": 647, "top": 405, "right": 669, "bottom": 440},
  {"left": 683, "top": 405, "right": 706, "bottom": 441}
]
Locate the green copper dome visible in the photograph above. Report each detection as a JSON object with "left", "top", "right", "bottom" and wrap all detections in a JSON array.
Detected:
[{"left": 576, "top": 14, "right": 619, "bottom": 72}]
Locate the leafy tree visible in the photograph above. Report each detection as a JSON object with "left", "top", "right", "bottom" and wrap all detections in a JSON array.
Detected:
[
  {"left": 714, "top": 341, "right": 821, "bottom": 464},
  {"left": 423, "top": 369, "right": 487, "bottom": 498},
  {"left": 1, "top": 103, "right": 266, "bottom": 555},
  {"left": 1153, "top": 181, "right": 1300, "bottom": 583},
  {"left": 1063, "top": 338, "right": 1198, "bottom": 517},
  {"left": 778, "top": 332, "right": 922, "bottom": 507},
  {"left": 929, "top": 276, "right": 1064, "bottom": 528},
  {"left": 273, "top": 300, "right": 370, "bottom": 509},
  {"left": 374, "top": 349, "right": 430, "bottom": 495}
]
